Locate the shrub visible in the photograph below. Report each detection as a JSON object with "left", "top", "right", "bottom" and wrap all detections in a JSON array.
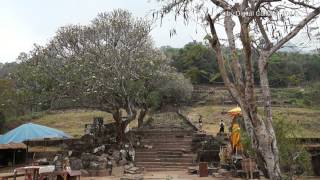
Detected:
[{"left": 241, "top": 115, "right": 312, "bottom": 179}]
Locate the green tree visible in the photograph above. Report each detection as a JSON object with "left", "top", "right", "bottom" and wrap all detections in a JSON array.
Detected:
[
  {"left": 274, "top": 117, "right": 312, "bottom": 179},
  {"left": 166, "top": 42, "right": 220, "bottom": 84},
  {"left": 267, "top": 53, "right": 320, "bottom": 87},
  {"left": 14, "top": 9, "right": 192, "bottom": 142},
  {"left": 242, "top": 116, "right": 312, "bottom": 179},
  {"left": 0, "top": 79, "right": 17, "bottom": 116}
]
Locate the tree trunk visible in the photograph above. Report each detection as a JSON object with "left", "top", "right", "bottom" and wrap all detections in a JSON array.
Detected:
[
  {"left": 207, "top": 15, "right": 282, "bottom": 179},
  {"left": 258, "top": 53, "right": 282, "bottom": 179},
  {"left": 112, "top": 110, "right": 126, "bottom": 143},
  {"left": 138, "top": 108, "right": 148, "bottom": 128},
  {"left": 241, "top": 108, "right": 281, "bottom": 179}
]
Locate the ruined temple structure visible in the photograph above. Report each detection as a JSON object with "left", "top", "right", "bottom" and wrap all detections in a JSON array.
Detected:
[
  {"left": 132, "top": 112, "right": 220, "bottom": 172},
  {"left": 49, "top": 114, "right": 223, "bottom": 177}
]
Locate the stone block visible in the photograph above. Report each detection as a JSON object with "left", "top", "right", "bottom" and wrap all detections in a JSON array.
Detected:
[{"left": 112, "top": 166, "right": 124, "bottom": 176}]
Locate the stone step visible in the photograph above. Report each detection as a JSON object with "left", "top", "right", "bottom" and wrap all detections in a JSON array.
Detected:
[
  {"left": 135, "top": 152, "right": 196, "bottom": 157},
  {"left": 138, "top": 131, "right": 193, "bottom": 134},
  {"left": 141, "top": 138, "right": 193, "bottom": 141},
  {"left": 140, "top": 136, "right": 193, "bottom": 139},
  {"left": 139, "top": 145, "right": 192, "bottom": 149},
  {"left": 135, "top": 130, "right": 194, "bottom": 134},
  {"left": 134, "top": 130, "right": 196, "bottom": 171},
  {"left": 135, "top": 162, "right": 193, "bottom": 167},
  {"left": 139, "top": 144, "right": 191, "bottom": 149},
  {"left": 135, "top": 152, "right": 195, "bottom": 158},
  {"left": 140, "top": 144, "right": 192, "bottom": 148},
  {"left": 141, "top": 140, "right": 192, "bottom": 144},
  {"left": 135, "top": 153, "right": 196, "bottom": 158},
  {"left": 157, "top": 154, "right": 196, "bottom": 158},
  {"left": 137, "top": 149, "right": 192, "bottom": 153},
  {"left": 135, "top": 157, "right": 194, "bottom": 163},
  {"left": 136, "top": 155, "right": 196, "bottom": 160},
  {"left": 137, "top": 131, "right": 193, "bottom": 134},
  {"left": 136, "top": 149, "right": 192, "bottom": 153},
  {"left": 140, "top": 135, "right": 193, "bottom": 138},
  {"left": 143, "top": 146, "right": 192, "bottom": 149},
  {"left": 136, "top": 165, "right": 192, "bottom": 171},
  {"left": 141, "top": 141, "right": 192, "bottom": 144},
  {"left": 142, "top": 139, "right": 192, "bottom": 142},
  {"left": 135, "top": 151, "right": 157, "bottom": 154},
  {"left": 136, "top": 133, "right": 193, "bottom": 137},
  {"left": 142, "top": 167, "right": 188, "bottom": 171},
  {"left": 137, "top": 135, "right": 192, "bottom": 138},
  {"left": 135, "top": 129, "right": 194, "bottom": 132},
  {"left": 138, "top": 132, "right": 193, "bottom": 135}
]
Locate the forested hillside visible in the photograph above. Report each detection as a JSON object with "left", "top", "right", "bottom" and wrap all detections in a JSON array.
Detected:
[
  {"left": 163, "top": 42, "right": 320, "bottom": 87},
  {"left": 0, "top": 62, "right": 17, "bottom": 78},
  {"left": 1, "top": 41, "right": 320, "bottom": 133}
]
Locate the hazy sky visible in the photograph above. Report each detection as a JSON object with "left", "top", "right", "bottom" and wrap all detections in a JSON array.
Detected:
[
  {"left": 0, "top": 0, "right": 206, "bottom": 63},
  {"left": 1, "top": 0, "right": 319, "bottom": 63}
]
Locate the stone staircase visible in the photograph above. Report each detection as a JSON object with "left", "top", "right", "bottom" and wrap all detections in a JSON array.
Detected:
[{"left": 134, "top": 130, "right": 197, "bottom": 171}]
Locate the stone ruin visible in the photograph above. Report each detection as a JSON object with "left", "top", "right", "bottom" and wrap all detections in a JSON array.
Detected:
[
  {"left": 42, "top": 113, "right": 261, "bottom": 179},
  {"left": 64, "top": 117, "right": 143, "bottom": 177}
]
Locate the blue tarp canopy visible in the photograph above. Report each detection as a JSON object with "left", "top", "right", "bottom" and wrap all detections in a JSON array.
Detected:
[{"left": 0, "top": 123, "right": 71, "bottom": 144}]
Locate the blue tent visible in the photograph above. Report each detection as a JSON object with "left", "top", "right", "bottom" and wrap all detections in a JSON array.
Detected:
[{"left": 0, "top": 123, "right": 71, "bottom": 144}]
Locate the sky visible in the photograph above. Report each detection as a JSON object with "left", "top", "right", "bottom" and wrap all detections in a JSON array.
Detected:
[
  {"left": 0, "top": 0, "right": 206, "bottom": 63},
  {"left": 1, "top": 0, "right": 319, "bottom": 63}
]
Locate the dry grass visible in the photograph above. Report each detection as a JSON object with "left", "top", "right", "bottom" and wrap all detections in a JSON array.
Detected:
[
  {"left": 32, "top": 110, "right": 112, "bottom": 138},
  {"left": 182, "top": 105, "right": 320, "bottom": 138},
  {"left": 25, "top": 105, "right": 320, "bottom": 139},
  {"left": 30, "top": 109, "right": 141, "bottom": 138},
  {"left": 181, "top": 105, "right": 230, "bottom": 135},
  {"left": 271, "top": 107, "right": 320, "bottom": 138}
]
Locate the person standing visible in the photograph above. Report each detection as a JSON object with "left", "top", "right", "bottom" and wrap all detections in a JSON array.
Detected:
[
  {"left": 219, "top": 120, "right": 225, "bottom": 133},
  {"left": 198, "top": 115, "right": 203, "bottom": 131}
]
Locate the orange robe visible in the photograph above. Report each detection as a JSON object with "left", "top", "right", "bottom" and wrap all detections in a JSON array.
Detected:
[{"left": 231, "top": 122, "right": 242, "bottom": 152}]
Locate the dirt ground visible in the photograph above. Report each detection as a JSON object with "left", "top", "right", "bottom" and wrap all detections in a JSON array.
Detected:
[
  {"left": 81, "top": 171, "right": 320, "bottom": 180},
  {"left": 81, "top": 171, "right": 255, "bottom": 180},
  {"left": 1, "top": 171, "right": 319, "bottom": 180}
]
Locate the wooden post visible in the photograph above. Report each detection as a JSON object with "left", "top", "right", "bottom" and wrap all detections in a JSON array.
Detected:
[
  {"left": 249, "top": 159, "right": 253, "bottom": 179},
  {"left": 25, "top": 141, "right": 29, "bottom": 164},
  {"left": 13, "top": 150, "right": 15, "bottom": 168}
]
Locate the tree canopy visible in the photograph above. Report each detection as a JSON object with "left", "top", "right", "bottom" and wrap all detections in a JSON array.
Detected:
[
  {"left": 12, "top": 9, "right": 193, "bottom": 141},
  {"left": 163, "top": 42, "right": 221, "bottom": 84}
]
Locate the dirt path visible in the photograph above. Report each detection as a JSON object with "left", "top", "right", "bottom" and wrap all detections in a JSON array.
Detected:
[{"left": 81, "top": 171, "right": 244, "bottom": 180}]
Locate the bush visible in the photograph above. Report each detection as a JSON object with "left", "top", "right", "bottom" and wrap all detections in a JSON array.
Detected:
[
  {"left": 303, "top": 83, "right": 320, "bottom": 107},
  {"left": 241, "top": 115, "right": 312, "bottom": 179},
  {"left": 274, "top": 115, "right": 312, "bottom": 178}
]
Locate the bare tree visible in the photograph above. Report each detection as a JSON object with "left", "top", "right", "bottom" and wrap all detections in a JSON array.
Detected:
[{"left": 155, "top": 0, "right": 320, "bottom": 179}]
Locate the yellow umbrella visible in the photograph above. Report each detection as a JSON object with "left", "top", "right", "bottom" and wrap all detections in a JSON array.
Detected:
[
  {"left": 228, "top": 107, "right": 241, "bottom": 113},
  {"left": 227, "top": 107, "right": 241, "bottom": 116}
]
